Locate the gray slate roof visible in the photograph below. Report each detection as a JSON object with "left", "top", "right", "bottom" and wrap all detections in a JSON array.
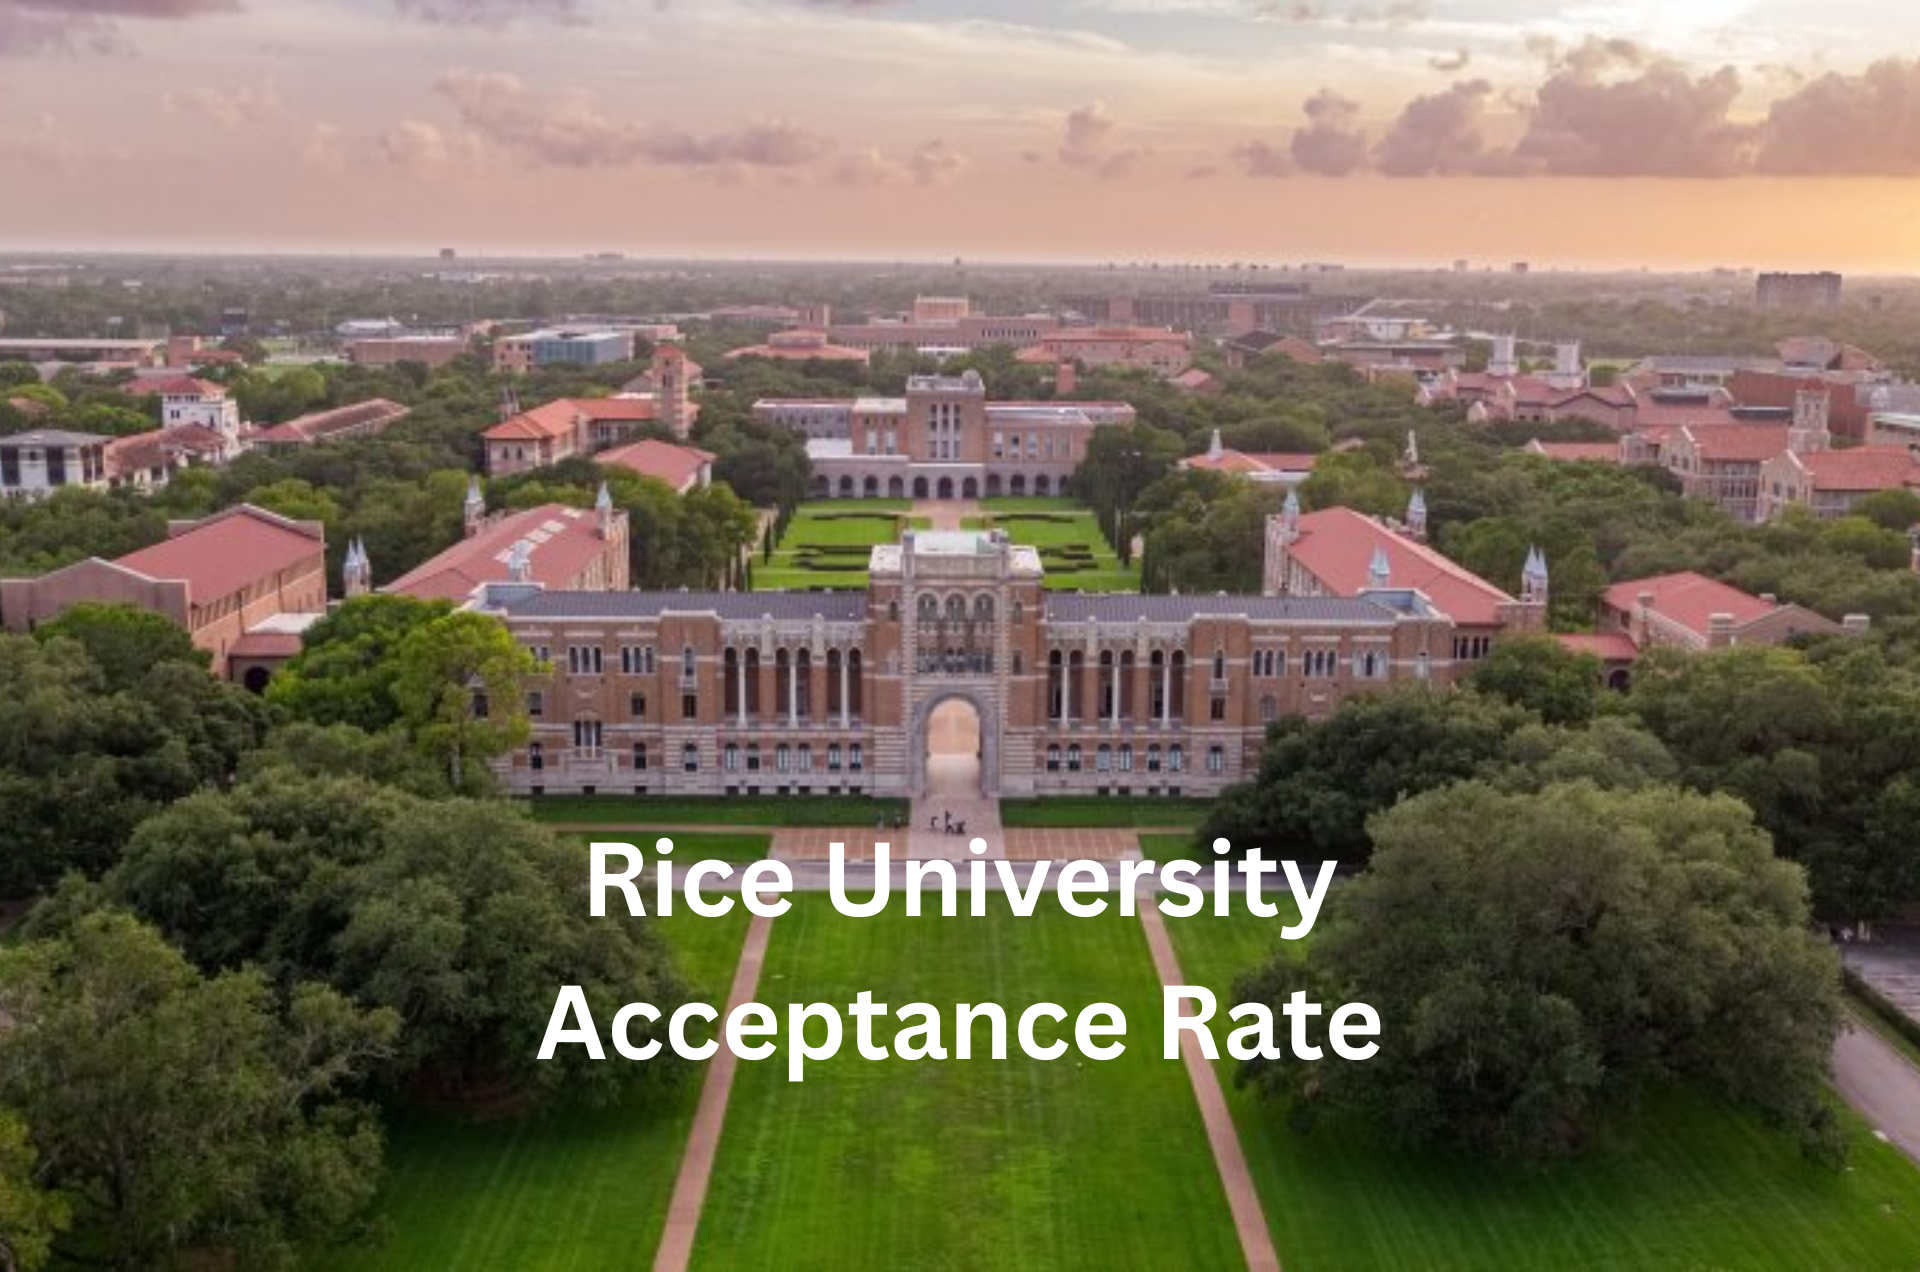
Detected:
[
  {"left": 502, "top": 590, "right": 867, "bottom": 622},
  {"left": 1044, "top": 593, "right": 1398, "bottom": 624}
]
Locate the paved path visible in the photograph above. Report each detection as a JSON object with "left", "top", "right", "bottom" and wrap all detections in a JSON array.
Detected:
[
  {"left": 1843, "top": 926, "right": 1920, "bottom": 1021},
  {"left": 913, "top": 498, "right": 982, "bottom": 531},
  {"left": 1137, "top": 902, "right": 1282, "bottom": 1272},
  {"left": 1833, "top": 1013, "right": 1920, "bottom": 1165},
  {"left": 653, "top": 910, "right": 775, "bottom": 1272}
]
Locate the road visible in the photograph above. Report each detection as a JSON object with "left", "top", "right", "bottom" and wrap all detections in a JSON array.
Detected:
[{"left": 1832, "top": 1015, "right": 1920, "bottom": 1163}]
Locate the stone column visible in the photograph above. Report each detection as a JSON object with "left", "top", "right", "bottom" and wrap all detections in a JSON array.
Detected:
[
  {"left": 735, "top": 651, "right": 748, "bottom": 729},
  {"left": 839, "top": 652, "right": 852, "bottom": 729},
  {"left": 1160, "top": 652, "right": 1172, "bottom": 727},
  {"left": 788, "top": 660, "right": 799, "bottom": 728}
]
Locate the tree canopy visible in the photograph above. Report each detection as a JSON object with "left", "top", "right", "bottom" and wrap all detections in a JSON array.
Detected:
[{"left": 1239, "top": 781, "right": 1844, "bottom": 1164}]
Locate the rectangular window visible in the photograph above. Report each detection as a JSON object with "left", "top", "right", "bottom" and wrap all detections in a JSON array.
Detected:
[
  {"left": 633, "top": 743, "right": 648, "bottom": 771},
  {"left": 850, "top": 743, "right": 864, "bottom": 772},
  {"left": 527, "top": 691, "right": 544, "bottom": 718},
  {"left": 681, "top": 693, "right": 698, "bottom": 720},
  {"left": 573, "top": 719, "right": 603, "bottom": 752},
  {"left": 1209, "top": 696, "right": 1226, "bottom": 721},
  {"left": 629, "top": 692, "right": 646, "bottom": 718}
]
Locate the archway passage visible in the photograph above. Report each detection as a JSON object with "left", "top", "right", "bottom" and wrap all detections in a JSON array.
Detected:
[{"left": 924, "top": 697, "right": 983, "bottom": 799}]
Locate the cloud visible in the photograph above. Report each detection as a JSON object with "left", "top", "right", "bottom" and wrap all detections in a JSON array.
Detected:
[
  {"left": 160, "top": 84, "right": 278, "bottom": 128},
  {"left": 391, "top": 0, "right": 581, "bottom": 24},
  {"left": 0, "top": 0, "right": 236, "bottom": 56},
  {"left": 1513, "top": 39, "right": 1753, "bottom": 176},
  {"left": 826, "top": 139, "right": 967, "bottom": 187},
  {"left": 1289, "top": 88, "right": 1366, "bottom": 175},
  {"left": 1057, "top": 100, "right": 1144, "bottom": 180},
  {"left": 376, "top": 119, "right": 484, "bottom": 172},
  {"left": 1427, "top": 47, "right": 1468, "bottom": 73},
  {"left": 1255, "top": 0, "right": 1427, "bottom": 26},
  {"left": 1375, "top": 79, "right": 1497, "bottom": 176},
  {"left": 1756, "top": 57, "right": 1920, "bottom": 175},
  {"left": 435, "top": 69, "right": 837, "bottom": 171},
  {"left": 1229, "top": 138, "right": 1289, "bottom": 177}
]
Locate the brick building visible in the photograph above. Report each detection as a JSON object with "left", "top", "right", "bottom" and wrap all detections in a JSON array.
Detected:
[
  {"left": 0, "top": 504, "right": 328, "bottom": 679},
  {"left": 483, "top": 514, "right": 1535, "bottom": 799}
]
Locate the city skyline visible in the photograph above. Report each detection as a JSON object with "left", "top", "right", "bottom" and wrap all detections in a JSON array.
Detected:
[{"left": 2, "top": 1, "right": 1919, "bottom": 269}]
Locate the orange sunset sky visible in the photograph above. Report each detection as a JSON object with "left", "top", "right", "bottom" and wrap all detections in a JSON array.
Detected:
[{"left": 2, "top": 0, "right": 1919, "bottom": 270}]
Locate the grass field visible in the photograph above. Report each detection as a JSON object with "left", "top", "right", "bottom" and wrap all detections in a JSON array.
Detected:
[
  {"left": 690, "top": 897, "right": 1242, "bottom": 1270},
  {"left": 1000, "top": 797, "right": 1211, "bottom": 830},
  {"left": 315, "top": 909, "right": 751, "bottom": 1271},
  {"left": 522, "top": 794, "right": 908, "bottom": 827},
  {"left": 972, "top": 503, "right": 1138, "bottom": 593},
  {"left": 559, "top": 830, "right": 773, "bottom": 862},
  {"left": 1167, "top": 909, "right": 1920, "bottom": 1272},
  {"left": 754, "top": 503, "right": 913, "bottom": 591}
]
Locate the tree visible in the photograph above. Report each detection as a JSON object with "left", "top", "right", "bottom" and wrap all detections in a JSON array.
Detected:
[
  {"left": 1073, "top": 422, "right": 1184, "bottom": 551},
  {"left": 1469, "top": 635, "right": 1603, "bottom": 725},
  {"left": 267, "top": 594, "right": 453, "bottom": 733},
  {"left": 0, "top": 911, "right": 396, "bottom": 1270},
  {"left": 390, "top": 609, "right": 537, "bottom": 787},
  {"left": 32, "top": 602, "right": 206, "bottom": 689},
  {"left": 1240, "top": 781, "right": 1844, "bottom": 1164},
  {"left": 1196, "top": 687, "right": 1526, "bottom": 864},
  {"left": 0, "top": 1111, "right": 68, "bottom": 1272},
  {"left": 0, "top": 634, "right": 269, "bottom": 897},
  {"left": 88, "top": 772, "right": 688, "bottom": 1105}
]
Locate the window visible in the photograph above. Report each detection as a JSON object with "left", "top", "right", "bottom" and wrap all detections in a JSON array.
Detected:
[
  {"left": 1067, "top": 743, "right": 1082, "bottom": 772},
  {"left": 1207, "top": 745, "right": 1225, "bottom": 774},
  {"left": 746, "top": 743, "right": 761, "bottom": 772},
  {"left": 798, "top": 744, "right": 813, "bottom": 773},
  {"left": 629, "top": 692, "right": 647, "bottom": 718},
  {"left": 776, "top": 744, "right": 790, "bottom": 773},
  {"left": 850, "top": 743, "right": 864, "bottom": 772},
  {"left": 725, "top": 743, "right": 741, "bottom": 772},
  {"left": 1168, "top": 744, "right": 1184, "bottom": 772},
  {"left": 471, "top": 689, "right": 489, "bottom": 719},
  {"left": 1119, "top": 743, "right": 1133, "bottom": 772},
  {"left": 1210, "top": 696, "right": 1226, "bottom": 721},
  {"left": 1147, "top": 745, "right": 1162, "bottom": 772},
  {"left": 683, "top": 743, "right": 699, "bottom": 772},
  {"left": 568, "top": 646, "right": 603, "bottom": 675},
  {"left": 829, "top": 744, "right": 843, "bottom": 772},
  {"left": 681, "top": 693, "right": 698, "bottom": 720},
  {"left": 527, "top": 691, "right": 545, "bottom": 718},
  {"left": 682, "top": 646, "right": 697, "bottom": 679},
  {"left": 1096, "top": 744, "right": 1112, "bottom": 772},
  {"left": 1046, "top": 743, "right": 1062, "bottom": 772},
  {"left": 1212, "top": 650, "right": 1226, "bottom": 681},
  {"left": 573, "top": 719, "right": 603, "bottom": 752},
  {"left": 529, "top": 742, "right": 544, "bottom": 771},
  {"left": 620, "top": 645, "right": 655, "bottom": 675},
  {"left": 532, "top": 644, "right": 551, "bottom": 665},
  {"left": 633, "top": 743, "right": 648, "bottom": 771},
  {"left": 1259, "top": 695, "right": 1278, "bottom": 723}
]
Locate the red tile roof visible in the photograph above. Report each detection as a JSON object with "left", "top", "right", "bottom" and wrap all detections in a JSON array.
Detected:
[
  {"left": 1683, "top": 424, "right": 1792, "bottom": 463},
  {"left": 1289, "top": 507, "right": 1516, "bottom": 626},
  {"left": 597, "top": 438, "right": 715, "bottom": 490},
  {"left": 1791, "top": 446, "right": 1920, "bottom": 492},
  {"left": 1555, "top": 632, "right": 1641, "bottom": 662},
  {"left": 114, "top": 505, "right": 323, "bottom": 602},
  {"left": 1184, "top": 450, "right": 1318, "bottom": 476},
  {"left": 384, "top": 503, "right": 613, "bottom": 603},
  {"left": 1601, "top": 571, "right": 1776, "bottom": 637},
  {"left": 142, "top": 376, "right": 223, "bottom": 398},
  {"left": 252, "top": 398, "right": 409, "bottom": 445},
  {"left": 484, "top": 396, "right": 657, "bottom": 443}
]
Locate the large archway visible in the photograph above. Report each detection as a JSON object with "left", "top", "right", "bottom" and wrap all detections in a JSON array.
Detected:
[{"left": 914, "top": 692, "right": 993, "bottom": 798}]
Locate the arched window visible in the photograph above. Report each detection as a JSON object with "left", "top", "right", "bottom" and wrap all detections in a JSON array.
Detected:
[
  {"left": 945, "top": 594, "right": 967, "bottom": 621},
  {"left": 1147, "top": 745, "right": 1162, "bottom": 772},
  {"left": 1046, "top": 744, "right": 1062, "bottom": 772},
  {"left": 918, "top": 593, "right": 940, "bottom": 620},
  {"left": 1067, "top": 743, "right": 1083, "bottom": 772},
  {"left": 973, "top": 594, "right": 995, "bottom": 621}
]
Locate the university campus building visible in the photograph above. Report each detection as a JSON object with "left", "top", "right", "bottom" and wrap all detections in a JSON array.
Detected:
[
  {"left": 481, "top": 500, "right": 1546, "bottom": 799},
  {"left": 755, "top": 370, "right": 1135, "bottom": 500}
]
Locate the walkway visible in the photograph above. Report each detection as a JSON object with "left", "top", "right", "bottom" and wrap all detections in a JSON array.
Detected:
[
  {"left": 1843, "top": 926, "right": 1920, "bottom": 1022},
  {"left": 653, "top": 909, "right": 776, "bottom": 1272},
  {"left": 912, "top": 498, "right": 982, "bottom": 532},
  {"left": 1833, "top": 1014, "right": 1920, "bottom": 1165},
  {"left": 1137, "top": 901, "right": 1282, "bottom": 1272}
]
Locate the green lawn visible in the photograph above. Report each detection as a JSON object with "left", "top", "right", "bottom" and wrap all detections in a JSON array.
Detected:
[
  {"left": 980, "top": 497, "right": 1083, "bottom": 514},
  {"left": 971, "top": 504, "right": 1139, "bottom": 593},
  {"left": 560, "top": 830, "right": 773, "bottom": 862},
  {"left": 522, "top": 794, "right": 908, "bottom": 827},
  {"left": 1000, "top": 797, "right": 1211, "bottom": 830},
  {"left": 753, "top": 503, "right": 917, "bottom": 591},
  {"left": 690, "top": 897, "right": 1242, "bottom": 1270},
  {"left": 1167, "top": 909, "right": 1920, "bottom": 1272},
  {"left": 315, "top": 909, "right": 751, "bottom": 1271}
]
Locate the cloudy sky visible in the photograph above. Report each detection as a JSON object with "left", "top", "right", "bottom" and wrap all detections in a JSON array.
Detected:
[{"left": 3, "top": 0, "right": 1919, "bottom": 268}]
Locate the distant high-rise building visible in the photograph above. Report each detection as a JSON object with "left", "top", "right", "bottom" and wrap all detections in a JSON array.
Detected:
[{"left": 1756, "top": 272, "right": 1843, "bottom": 309}]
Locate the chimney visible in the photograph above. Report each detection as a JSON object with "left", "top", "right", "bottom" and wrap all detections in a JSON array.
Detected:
[
  {"left": 1055, "top": 360, "right": 1077, "bottom": 397},
  {"left": 1758, "top": 592, "right": 1777, "bottom": 605},
  {"left": 1706, "top": 612, "right": 1735, "bottom": 648}
]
